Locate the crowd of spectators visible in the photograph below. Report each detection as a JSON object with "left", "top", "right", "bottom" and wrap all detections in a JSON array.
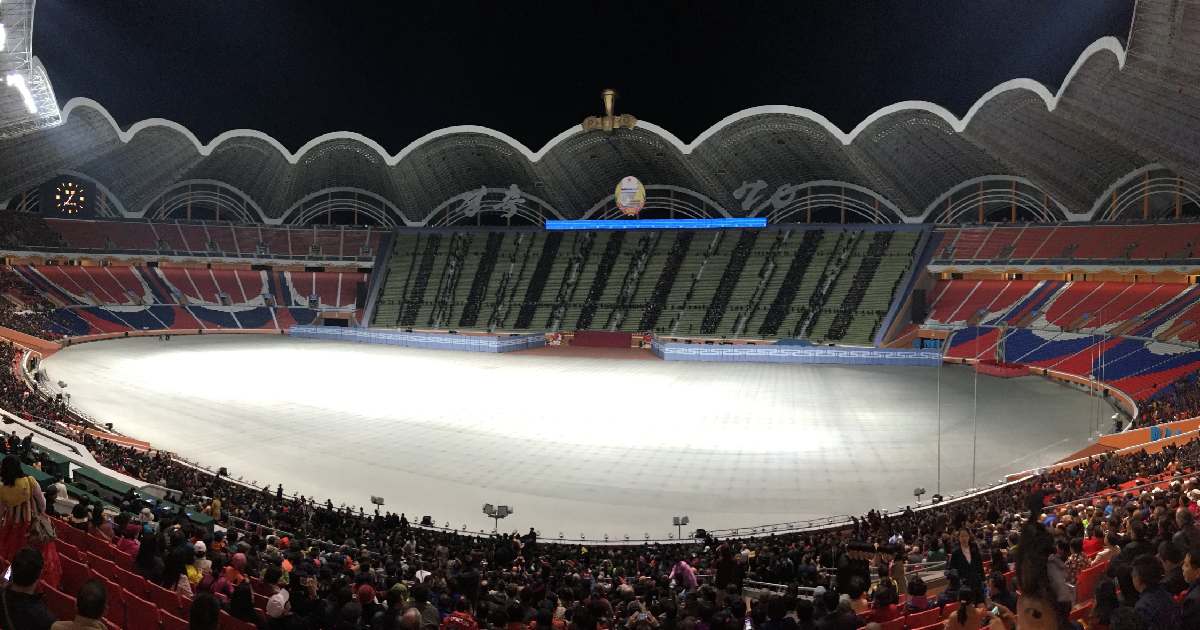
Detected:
[
  {"left": 1138, "top": 374, "right": 1200, "bottom": 428},
  {"left": 2, "top": 291, "right": 1200, "bottom": 627},
  {"left": 0, "top": 211, "right": 66, "bottom": 251},
  {"left": 0, "top": 267, "right": 62, "bottom": 340}
]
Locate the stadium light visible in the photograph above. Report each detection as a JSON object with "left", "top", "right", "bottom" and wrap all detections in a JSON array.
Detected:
[
  {"left": 672, "top": 515, "right": 689, "bottom": 539},
  {"left": 481, "top": 503, "right": 512, "bottom": 532},
  {"left": 6, "top": 73, "right": 37, "bottom": 114},
  {"left": 0, "top": 24, "right": 7, "bottom": 52}
]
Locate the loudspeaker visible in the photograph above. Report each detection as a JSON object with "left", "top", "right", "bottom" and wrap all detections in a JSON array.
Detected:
[
  {"left": 910, "top": 289, "right": 927, "bottom": 324},
  {"left": 355, "top": 281, "right": 368, "bottom": 306}
]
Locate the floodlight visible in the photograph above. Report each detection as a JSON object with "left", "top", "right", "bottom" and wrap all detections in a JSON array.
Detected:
[{"left": 5, "top": 73, "right": 37, "bottom": 114}]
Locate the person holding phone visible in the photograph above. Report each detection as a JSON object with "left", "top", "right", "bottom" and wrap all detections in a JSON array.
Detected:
[{"left": 0, "top": 547, "right": 56, "bottom": 630}]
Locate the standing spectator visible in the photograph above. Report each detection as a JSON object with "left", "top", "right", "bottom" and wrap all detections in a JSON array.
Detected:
[
  {"left": 50, "top": 579, "right": 106, "bottom": 630},
  {"left": 0, "top": 547, "right": 56, "bottom": 630},
  {"left": 949, "top": 527, "right": 986, "bottom": 601},
  {"left": 0, "top": 456, "right": 60, "bottom": 588},
  {"left": 668, "top": 556, "right": 697, "bottom": 592}
]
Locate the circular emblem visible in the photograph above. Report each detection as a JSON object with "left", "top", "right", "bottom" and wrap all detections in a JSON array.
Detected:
[{"left": 614, "top": 176, "right": 646, "bottom": 216}]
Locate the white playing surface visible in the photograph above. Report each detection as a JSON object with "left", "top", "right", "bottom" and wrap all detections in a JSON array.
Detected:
[{"left": 43, "top": 335, "right": 1097, "bottom": 540}]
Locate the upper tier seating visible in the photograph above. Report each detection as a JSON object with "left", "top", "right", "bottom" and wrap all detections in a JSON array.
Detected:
[
  {"left": 35, "top": 218, "right": 385, "bottom": 261},
  {"left": 936, "top": 222, "right": 1200, "bottom": 263}
]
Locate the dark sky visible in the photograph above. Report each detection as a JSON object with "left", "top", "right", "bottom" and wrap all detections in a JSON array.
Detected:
[{"left": 33, "top": 1, "right": 1134, "bottom": 153}]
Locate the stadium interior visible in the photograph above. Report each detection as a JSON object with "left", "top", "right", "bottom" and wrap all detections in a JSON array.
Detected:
[{"left": 0, "top": 0, "right": 1199, "bottom": 629}]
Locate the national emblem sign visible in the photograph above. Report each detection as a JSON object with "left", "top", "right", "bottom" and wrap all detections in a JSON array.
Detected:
[{"left": 615, "top": 176, "right": 646, "bottom": 216}]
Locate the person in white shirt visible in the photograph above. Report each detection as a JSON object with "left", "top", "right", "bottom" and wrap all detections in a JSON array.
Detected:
[{"left": 263, "top": 566, "right": 291, "bottom": 620}]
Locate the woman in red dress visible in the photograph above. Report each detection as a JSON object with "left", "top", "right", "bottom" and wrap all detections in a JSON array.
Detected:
[{"left": 0, "top": 455, "right": 60, "bottom": 587}]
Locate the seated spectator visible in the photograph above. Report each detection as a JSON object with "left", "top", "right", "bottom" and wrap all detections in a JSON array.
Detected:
[
  {"left": 189, "top": 592, "right": 221, "bottom": 630},
  {"left": 50, "top": 578, "right": 106, "bottom": 630},
  {"left": 988, "top": 572, "right": 1016, "bottom": 614},
  {"left": 904, "top": 575, "right": 929, "bottom": 612},
  {"left": 0, "top": 546, "right": 56, "bottom": 630},
  {"left": 867, "top": 586, "right": 900, "bottom": 624},
  {"left": 229, "top": 582, "right": 266, "bottom": 627},
  {"left": 264, "top": 565, "right": 290, "bottom": 621},
  {"left": 1083, "top": 525, "right": 1105, "bottom": 557},
  {"left": 1131, "top": 553, "right": 1180, "bottom": 628},
  {"left": 1159, "top": 540, "right": 1187, "bottom": 595},
  {"left": 160, "top": 548, "right": 193, "bottom": 597}
]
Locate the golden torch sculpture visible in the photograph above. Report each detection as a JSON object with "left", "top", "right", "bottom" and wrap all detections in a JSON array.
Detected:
[{"left": 583, "top": 89, "right": 637, "bottom": 133}]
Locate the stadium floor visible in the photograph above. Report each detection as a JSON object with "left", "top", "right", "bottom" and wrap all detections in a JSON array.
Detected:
[{"left": 43, "top": 335, "right": 1101, "bottom": 539}]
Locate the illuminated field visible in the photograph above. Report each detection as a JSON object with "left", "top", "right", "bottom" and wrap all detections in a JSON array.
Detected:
[{"left": 44, "top": 335, "right": 1095, "bottom": 538}]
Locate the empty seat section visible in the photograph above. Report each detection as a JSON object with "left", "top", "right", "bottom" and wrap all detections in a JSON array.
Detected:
[
  {"left": 973, "top": 228, "right": 1021, "bottom": 260},
  {"left": 313, "top": 273, "right": 341, "bottom": 307},
  {"left": 176, "top": 225, "right": 210, "bottom": 253},
  {"left": 45, "top": 219, "right": 109, "bottom": 250},
  {"left": 105, "top": 266, "right": 152, "bottom": 304},
  {"left": 186, "top": 268, "right": 221, "bottom": 303},
  {"left": 154, "top": 223, "right": 189, "bottom": 252},
  {"left": 233, "top": 226, "right": 263, "bottom": 254},
  {"left": 207, "top": 224, "right": 238, "bottom": 253},
  {"left": 82, "top": 267, "right": 132, "bottom": 304},
  {"left": 1002, "top": 225, "right": 1050, "bottom": 260},
  {"left": 287, "top": 272, "right": 315, "bottom": 305},
  {"left": 948, "top": 229, "right": 988, "bottom": 259},
  {"left": 1040, "top": 283, "right": 1101, "bottom": 324},
  {"left": 342, "top": 229, "right": 369, "bottom": 256},
  {"left": 104, "top": 222, "right": 159, "bottom": 251},
  {"left": 235, "top": 270, "right": 266, "bottom": 303},
  {"left": 187, "top": 306, "right": 240, "bottom": 329},
  {"left": 314, "top": 229, "right": 342, "bottom": 257},
  {"left": 158, "top": 268, "right": 203, "bottom": 302},
  {"left": 234, "top": 307, "right": 276, "bottom": 329},
  {"left": 947, "top": 280, "right": 1014, "bottom": 323},
  {"left": 210, "top": 269, "right": 247, "bottom": 303},
  {"left": 290, "top": 229, "right": 317, "bottom": 256},
  {"left": 927, "top": 280, "right": 972, "bottom": 323},
  {"left": 1033, "top": 229, "right": 1081, "bottom": 259},
  {"left": 1044, "top": 282, "right": 1124, "bottom": 327},
  {"left": 39, "top": 266, "right": 95, "bottom": 303},
  {"left": 263, "top": 227, "right": 291, "bottom": 256},
  {"left": 337, "top": 273, "right": 365, "bottom": 308}
]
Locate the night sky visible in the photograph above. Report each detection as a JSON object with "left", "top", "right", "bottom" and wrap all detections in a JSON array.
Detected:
[{"left": 33, "top": 1, "right": 1134, "bottom": 152}]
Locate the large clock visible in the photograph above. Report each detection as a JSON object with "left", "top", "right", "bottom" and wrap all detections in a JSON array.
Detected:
[{"left": 55, "top": 182, "right": 85, "bottom": 214}]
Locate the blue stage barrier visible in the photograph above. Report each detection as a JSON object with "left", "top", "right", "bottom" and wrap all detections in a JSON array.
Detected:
[
  {"left": 289, "top": 326, "right": 545, "bottom": 353},
  {"left": 651, "top": 339, "right": 940, "bottom": 366}
]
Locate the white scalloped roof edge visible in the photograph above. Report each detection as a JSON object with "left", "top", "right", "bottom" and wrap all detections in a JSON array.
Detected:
[{"left": 58, "top": 36, "right": 1126, "bottom": 167}]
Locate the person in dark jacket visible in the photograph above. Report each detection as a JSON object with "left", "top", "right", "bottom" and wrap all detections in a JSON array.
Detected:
[
  {"left": 1131, "top": 554, "right": 1181, "bottom": 629},
  {"left": 1108, "top": 517, "right": 1153, "bottom": 607},
  {"left": 0, "top": 547, "right": 56, "bottom": 630},
  {"left": 948, "top": 527, "right": 986, "bottom": 603},
  {"left": 1182, "top": 548, "right": 1200, "bottom": 630}
]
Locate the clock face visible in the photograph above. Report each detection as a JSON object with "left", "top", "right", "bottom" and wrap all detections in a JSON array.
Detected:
[{"left": 55, "top": 182, "right": 86, "bottom": 214}]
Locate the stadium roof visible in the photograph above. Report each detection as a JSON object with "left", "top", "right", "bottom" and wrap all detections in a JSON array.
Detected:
[{"left": 0, "top": 0, "right": 1197, "bottom": 226}]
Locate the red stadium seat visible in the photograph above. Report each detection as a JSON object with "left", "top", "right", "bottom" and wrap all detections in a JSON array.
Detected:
[
  {"left": 220, "top": 610, "right": 259, "bottom": 630},
  {"left": 60, "top": 555, "right": 91, "bottom": 597},
  {"left": 114, "top": 566, "right": 150, "bottom": 600},
  {"left": 88, "top": 552, "right": 119, "bottom": 581},
  {"left": 904, "top": 607, "right": 940, "bottom": 628},
  {"left": 1075, "top": 563, "right": 1106, "bottom": 604},
  {"left": 124, "top": 592, "right": 161, "bottom": 629},
  {"left": 162, "top": 611, "right": 190, "bottom": 630},
  {"left": 42, "top": 583, "right": 76, "bottom": 621}
]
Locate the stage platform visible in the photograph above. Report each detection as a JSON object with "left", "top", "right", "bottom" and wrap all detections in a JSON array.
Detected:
[{"left": 42, "top": 335, "right": 1097, "bottom": 539}]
